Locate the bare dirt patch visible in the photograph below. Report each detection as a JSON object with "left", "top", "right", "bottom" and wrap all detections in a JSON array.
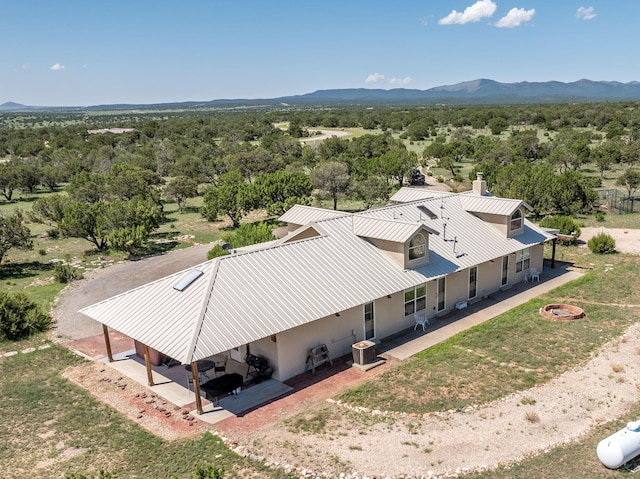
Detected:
[
  {"left": 579, "top": 227, "right": 640, "bottom": 255},
  {"left": 63, "top": 362, "right": 214, "bottom": 441}
]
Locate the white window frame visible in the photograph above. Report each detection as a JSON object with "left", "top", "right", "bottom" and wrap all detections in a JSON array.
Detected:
[
  {"left": 408, "top": 233, "right": 426, "bottom": 260},
  {"left": 404, "top": 283, "right": 427, "bottom": 316},
  {"left": 510, "top": 209, "right": 523, "bottom": 231},
  {"left": 515, "top": 247, "right": 531, "bottom": 273}
]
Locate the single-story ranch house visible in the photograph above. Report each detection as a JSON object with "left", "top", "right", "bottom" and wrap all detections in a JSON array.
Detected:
[{"left": 80, "top": 174, "right": 554, "bottom": 411}]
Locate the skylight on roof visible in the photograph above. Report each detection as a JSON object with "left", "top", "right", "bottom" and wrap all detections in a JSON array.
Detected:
[
  {"left": 173, "top": 269, "right": 204, "bottom": 291},
  {"left": 417, "top": 205, "right": 438, "bottom": 220}
]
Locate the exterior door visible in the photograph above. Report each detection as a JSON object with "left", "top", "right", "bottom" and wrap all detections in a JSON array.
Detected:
[
  {"left": 469, "top": 266, "right": 478, "bottom": 299},
  {"left": 437, "top": 277, "right": 446, "bottom": 312},
  {"left": 501, "top": 255, "right": 509, "bottom": 287},
  {"left": 364, "top": 302, "right": 375, "bottom": 340}
]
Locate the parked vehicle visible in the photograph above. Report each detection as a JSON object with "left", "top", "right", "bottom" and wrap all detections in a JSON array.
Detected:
[{"left": 410, "top": 169, "right": 426, "bottom": 186}]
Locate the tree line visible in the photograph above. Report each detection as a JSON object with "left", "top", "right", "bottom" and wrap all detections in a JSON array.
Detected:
[{"left": 2, "top": 102, "right": 640, "bottom": 261}]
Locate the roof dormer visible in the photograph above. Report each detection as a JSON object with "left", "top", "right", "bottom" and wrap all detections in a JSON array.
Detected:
[
  {"left": 459, "top": 196, "right": 531, "bottom": 237},
  {"left": 352, "top": 215, "right": 438, "bottom": 268}
]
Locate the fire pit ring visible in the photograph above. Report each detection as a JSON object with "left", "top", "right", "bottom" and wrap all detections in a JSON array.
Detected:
[{"left": 541, "top": 304, "right": 585, "bottom": 320}]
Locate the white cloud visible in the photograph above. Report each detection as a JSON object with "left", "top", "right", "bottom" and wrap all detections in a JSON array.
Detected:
[
  {"left": 576, "top": 6, "right": 596, "bottom": 20},
  {"left": 50, "top": 63, "right": 65, "bottom": 71},
  {"left": 389, "top": 77, "right": 414, "bottom": 86},
  {"left": 365, "top": 73, "right": 413, "bottom": 86},
  {"left": 439, "top": 0, "right": 497, "bottom": 25},
  {"left": 22, "top": 63, "right": 30, "bottom": 70},
  {"left": 365, "top": 73, "right": 385, "bottom": 84},
  {"left": 495, "top": 8, "right": 535, "bottom": 28}
]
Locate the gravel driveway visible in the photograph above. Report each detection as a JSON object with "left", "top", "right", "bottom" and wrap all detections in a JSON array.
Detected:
[{"left": 51, "top": 243, "right": 212, "bottom": 342}]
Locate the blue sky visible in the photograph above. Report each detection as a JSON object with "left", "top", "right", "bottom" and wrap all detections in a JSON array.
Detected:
[{"left": 1, "top": 1, "right": 637, "bottom": 106}]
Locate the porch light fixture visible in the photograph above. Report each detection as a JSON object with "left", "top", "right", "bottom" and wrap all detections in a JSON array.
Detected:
[{"left": 173, "top": 269, "right": 204, "bottom": 291}]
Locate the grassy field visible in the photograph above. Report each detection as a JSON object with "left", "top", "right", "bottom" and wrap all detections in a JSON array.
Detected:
[
  {"left": 0, "top": 343, "right": 292, "bottom": 479},
  {"left": 339, "top": 249, "right": 640, "bottom": 413}
]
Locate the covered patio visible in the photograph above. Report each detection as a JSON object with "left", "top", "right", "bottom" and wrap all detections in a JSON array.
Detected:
[{"left": 98, "top": 348, "right": 293, "bottom": 424}]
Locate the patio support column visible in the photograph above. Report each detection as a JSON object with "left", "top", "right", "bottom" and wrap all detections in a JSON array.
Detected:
[
  {"left": 143, "top": 344, "right": 155, "bottom": 386},
  {"left": 551, "top": 238, "right": 557, "bottom": 268},
  {"left": 102, "top": 324, "right": 113, "bottom": 362},
  {"left": 191, "top": 362, "right": 204, "bottom": 415}
]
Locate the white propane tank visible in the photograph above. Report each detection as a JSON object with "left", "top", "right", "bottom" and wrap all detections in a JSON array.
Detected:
[{"left": 597, "top": 420, "right": 640, "bottom": 469}]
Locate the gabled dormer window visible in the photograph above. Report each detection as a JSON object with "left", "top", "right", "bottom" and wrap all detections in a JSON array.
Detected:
[
  {"left": 408, "top": 233, "right": 426, "bottom": 260},
  {"left": 510, "top": 209, "right": 522, "bottom": 231}
]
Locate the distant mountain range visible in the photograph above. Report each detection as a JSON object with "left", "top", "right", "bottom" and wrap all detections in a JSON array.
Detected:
[{"left": 4, "top": 79, "right": 640, "bottom": 111}]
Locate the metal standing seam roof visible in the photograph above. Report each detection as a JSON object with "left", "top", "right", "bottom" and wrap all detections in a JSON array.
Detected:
[
  {"left": 351, "top": 215, "right": 438, "bottom": 243},
  {"left": 278, "top": 204, "right": 351, "bottom": 225},
  {"left": 80, "top": 193, "right": 554, "bottom": 364},
  {"left": 389, "top": 187, "right": 450, "bottom": 203},
  {"left": 459, "top": 195, "right": 532, "bottom": 216}
]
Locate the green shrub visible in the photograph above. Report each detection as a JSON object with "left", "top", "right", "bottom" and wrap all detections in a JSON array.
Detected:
[
  {"left": 594, "top": 211, "right": 606, "bottom": 222},
  {"left": 587, "top": 233, "right": 616, "bottom": 254},
  {"left": 0, "top": 290, "right": 52, "bottom": 341},
  {"left": 538, "top": 215, "right": 582, "bottom": 239},
  {"left": 207, "top": 244, "right": 229, "bottom": 260},
  {"left": 207, "top": 222, "right": 275, "bottom": 260},
  {"left": 53, "top": 262, "right": 84, "bottom": 283},
  {"left": 222, "top": 222, "right": 275, "bottom": 249}
]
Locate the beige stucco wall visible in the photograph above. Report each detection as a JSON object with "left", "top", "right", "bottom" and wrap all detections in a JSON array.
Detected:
[
  {"left": 269, "top": 294, "right": 415, "bottom": 381},
  {"left": 252, "top": 243, "right": 547, "bottom": 381},
  {"left": 473, "top": 212, "right": 508, "bottom": 236},
  {"left": 368, "top": 237, "right": 404, "bottom": 265},
  {"left": 282, "top": 226, "right": 320, "bottom": 242},
  {"left": 273, "top": 305, "right": 361, "bottom": 381}
]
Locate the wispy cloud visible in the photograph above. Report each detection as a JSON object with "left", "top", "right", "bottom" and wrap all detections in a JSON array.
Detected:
[
  {"left": 576, "top": 6, "right": 596, "bottom": 20},
  {"left": 365, "top": 73, "right": 385, "bottom": 84},
  {"left": 22, "top": 63, "right": 30, "bottom": 70},
  {"left": 389, "top": 77, "right": 413, "bottom": 86},
  {"left": 439, "top": 0, "right": 497, "bottom": 25},
  {"left": 495, "top": 7, "right": 535, "bottom": 28},
  {"left": 365, "top": 73, "right": 413, "bottom": 86},
  {"left": 419, "top": 15, "right": 433, "bottom": 26},
  {"left": 50, "top": 63, "right": 65, "bottom": 71}
]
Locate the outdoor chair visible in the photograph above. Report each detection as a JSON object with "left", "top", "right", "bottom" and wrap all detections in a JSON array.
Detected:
[
  {"left": 212, "top": 357, "right": 227, "bottom": 377},
  {"left": 414, "top": 312, "right": 429, "bottom": 331},
  {"left": 245, "top": 353, "right": 273, "bottom": 382},
  {"left": 530, "top": 268, "right": 540, "bottom": 282}
]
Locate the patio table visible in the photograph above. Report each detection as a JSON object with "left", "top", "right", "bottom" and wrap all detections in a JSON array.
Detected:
[
  {"left": 200, "top": 373, "right": 244, "bottom": 404},
  {"left": 184, "top": 359, "right": 215, "bottom": 374}
]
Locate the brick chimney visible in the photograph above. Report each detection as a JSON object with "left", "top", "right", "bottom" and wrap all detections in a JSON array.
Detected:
[{"left": 473, "top": 172, "right": 487, "bottom": 196}]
